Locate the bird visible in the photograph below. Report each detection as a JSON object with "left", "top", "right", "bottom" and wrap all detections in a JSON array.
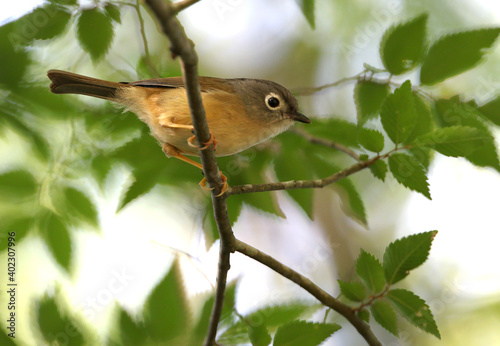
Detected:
[{"left": 47, "top": 70, "right": 310, "bottom": 194}]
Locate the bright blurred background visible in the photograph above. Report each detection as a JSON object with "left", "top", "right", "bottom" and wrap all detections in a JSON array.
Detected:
[{"left": 1, "top": 0, "right": 500, "bottom": 345}]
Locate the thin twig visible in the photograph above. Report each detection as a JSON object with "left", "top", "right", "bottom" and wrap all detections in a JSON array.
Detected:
[
  {"left": 291, "top": 73, "right": 363, "bottom": 95},
  {"left": 235, "top": 240, "right": 382, "bottom": 346},
  {"left": 171, "top": 0, "right": 201, "bottom": 13},
  {"left": 293, "top": 127, "right": 361, "bottom": 161},
  {"left": 143, "top": 2, "right": 235, "bottom": 346},
  {"left": 134, "top": 0, "right": 160, "bottom": 77},
  {"left": 228, "top": 156, "right": 379, "bottom": 196}
]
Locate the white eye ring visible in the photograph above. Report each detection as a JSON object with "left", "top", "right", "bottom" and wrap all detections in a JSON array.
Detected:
[{"left": 265, "top": 93, "right": 281, "bottom": 110}]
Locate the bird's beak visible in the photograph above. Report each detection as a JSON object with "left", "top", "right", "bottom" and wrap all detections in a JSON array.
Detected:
[{"left": 290, "top": 112, "right": 311, "bottom": 124}]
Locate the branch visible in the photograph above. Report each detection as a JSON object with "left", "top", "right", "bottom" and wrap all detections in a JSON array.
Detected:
[
  {"left": 235, "top": 240, "right": 382, "bottom": 346},
  {"left": 171, "top": 0, "right": 201, "bottom": 13},
  {"left": 143, "top": 1, "right": 235, "bottom": 345},
  {"left": 293, "top": 127, "right": 361, "bottom": 161},
  {"left": 228, "top": 156, "right": 379, "bottom": 196},
  {"left": 291, "top": 73, "right": 362, "bottom": 95}
]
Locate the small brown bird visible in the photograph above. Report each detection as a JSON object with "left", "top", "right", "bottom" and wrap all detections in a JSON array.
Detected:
[{"left": 47, "top": 70, "right": 310, "bottom": 193}]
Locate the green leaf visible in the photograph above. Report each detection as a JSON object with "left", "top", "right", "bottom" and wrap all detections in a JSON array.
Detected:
[
  {"left": 37, "top": 295, "right": 85, "bottom": 345},
  {"left": 220, "top": 303, "right": 319, "bottom": 344},
  {"left": 370, "top": 300, "right": 398, "bottom": 336},
  {"left": 0, "top": 218, "right": 33, "bottom": 252},
  {"left": 387, "top": 289, "right": 440, "bottom": 338},
  {"left": 368, "top": 160, "right": 388, "bottom": 182},
  {"left": 0, "top": 22, "right": 30, "bottom": 87},
  {"left": 249, "top": 323, "right": 272, "bottom": 346},
  {"left": 414, "top": 126, "right": 489, "bottom": 157},
  {"left": 221, "top": 280, "right": 238, "bottom": 326},
  {"left": 358, "top": 128, "right": 384, "bottom": 153},
  {"left": 117, "top": 167, "right": 162, "bottom": 211},
  {"left": 405, "top": 94, "right": 434, "bottom": 144},
  {"left": 0, "top": 170, "right": 37, "bottom": 201},
  {"left": 274, "top": 134, "right": 314, "bottom": 218},
  {"left": 335, "top": 178, "right": 367, "bottom": 226},
  {"left": 63, "top": 187, "right": 99, "bottom": 227},
  {"left": 388, "top": 153, "right": 430, "bottom": 199},
  {"left": 0, "top": 328, "right": 16, "bottom": 345},
  {"left": 355, "top": 249, "right": 386, "bottom": 294},
  {"left": 273, "top": 321, "right": 340, "bottom": 346},
  {"left": 434, "top": 99, "right": 500, "bottom": 171},
  {"left": 117, "top": 308, "right": 147, "bottom": 345},
  {"left": 381, "top": 13, "right": 428, "bottom": 75},
  {"left": 420, "top": 28, "right": 500, "bottom": 85},
  {"left": 143, "top": 260, "right": 189, "bottom": 341},
  {"left": 306, "top": 119, "right": 360, "bottom": 149},
  {"left": 40, "top": 211, "right": 72, "bottom": 272},
  {"left": 104, "top": 3, "right": 121, "bottom": 23},
  {"left": 77, "top": 8, "right": 114, "bottom": 61},
  {"left": 299, "top": 0, "right": 315, "bottom": 29},
  {"left": 354, "top": 80, "right": 390, "bottom": 125},
  {"left": 383, "top": 231, "right": 437, "bottom": 285},
  {"left": 338, "top": 280, "right": 366, "bottom": 302},
  {"left": 29, "top": 5, "right": 72, "bottom": 40},
  {"left": 190, "top": 296, "right": 214, "bottom": 346},
  {"left": 357, "top": 309, "right": 370, "bottom": 323},
  {"left": 380, "top": 81, "right": 417, "bottom": 144},
  {"left": 478, "top": 96, "right": 500, "bottom": 126}
]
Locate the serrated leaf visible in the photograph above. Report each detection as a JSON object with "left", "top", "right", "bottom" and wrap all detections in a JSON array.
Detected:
[
  {"left": 29, "top": 5, "right": 71, "bottom": 40},
  {"left": 118, "top": 167, "right": 162, "bottom": 211},
  {"left": 388, "top": 153, "right": 430, "bottom": 199},
  {"left": 249, "top": 323, "right": 272, "bottom": 346},
  {"left": 273, "top": 320, "right": 340, "bottom": 346},
  {"left": 37, "top": 296, "right": 85, "bottom": 345},
  {"left": 387, "top": 289, "right": 440, "bottom": 338},
  {"left": 104, "top": 3, "right": 121, "bottom": 23},
  {"left": 355, "top": 249, "right": 385, "bottom": 293},
  {"left": 117, "top": 308, "right": 147, "bottom": 345},
  {"left": 357, "top": 309, "right": 370, "bottom": 323},
  {"left": 420, "top": 28, "right": 500, "bottom": 85},
  {"left": 368, "top": 160, "right": 388, "bottom": 181},
  {"left": 143, "top": 260, "right": 189, "bottom": 341},
  {"left": 354, "top": 80, "right": 390, "bottom": 125},
  {"left": 338, "top": 280, "right": 366, "bottom": 302},
  {"left": 414, "top": 126, "right": 489, "bottom": 157},
  {"left": 405, "top": 94, "right": 434, "bottom": 144},
  {"left": 434, "top": 99, "right": 500, "bottom": 171},
  {"left": 77, "top": 8, "right": 114, "bottom": 61},
  {"left": 40, "top": 211, "right": 72, "bottom": 271},
  {"left": 383, "top": 231, "right": 437, "bottom": 285},
  {"left": 381, "top": 13, "right": 428, "bottom": 75},
  {"left": 478, "top": 96, "right": 500, "bottom": 126},
  {"left": 358, "top": 128, "right": 384, "bottom": 152},
  {"left": 220, "top": 303, "right": 319, "bottom": 343},
  {"left": 371, "top": 300, "right": 398, "bottom": 336},
  {"left": 299, "top": 0, "right": 315, "bottom": 29},
  {"left": 0, "top": 170, "right": 37, "bottom": 201},
  {"left": 380, "top": 81, "right": 417, "bottom": 144},
  {"left": 63, "top": 187, "right": 99, "bottom": 227}
]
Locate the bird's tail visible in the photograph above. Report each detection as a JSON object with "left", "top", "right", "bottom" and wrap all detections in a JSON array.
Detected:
[{"left": 47, "top": 69, "right": 125, "bottom": 101}]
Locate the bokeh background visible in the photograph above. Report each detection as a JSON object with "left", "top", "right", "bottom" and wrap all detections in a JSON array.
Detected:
[{"left": 1, "top": 0, "right": 500, "bottom": 345}]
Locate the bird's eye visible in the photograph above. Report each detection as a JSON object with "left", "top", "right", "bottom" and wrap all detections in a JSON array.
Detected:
[{"left": 265, "top": 93, "right": 281, "bottom": 110}]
